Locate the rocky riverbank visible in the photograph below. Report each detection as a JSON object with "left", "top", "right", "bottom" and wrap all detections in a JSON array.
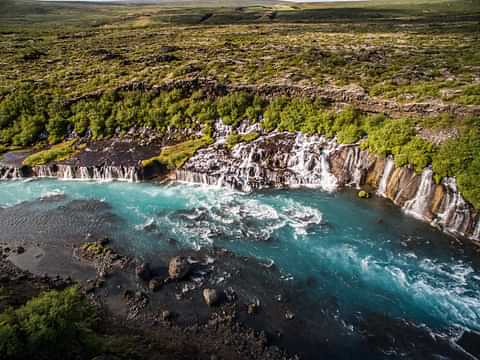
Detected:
[{"left": 1, "top": 240, "right": 297, "bottom": 360}]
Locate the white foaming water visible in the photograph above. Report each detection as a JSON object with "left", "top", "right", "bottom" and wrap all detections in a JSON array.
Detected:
[
  {"left": 435, "top": 177, "right": 472, "bottom": 237},
  {"left": 32, "top": 164, "right": 139, "bottom": 182},
  {"left": 377, "top": 156, "right": 395, "bottom": 197},
  {"left": 40, "top": 189, "right": 65, "bottom": 199},
  {"left": 341, "top": 145, "right": 370, "bottom": 188},
  {"left": 404, "top": 168, "right": 435, "bottom": 221},
  {"left": 279, "top": 198, "right": 324, "bottom": 237}
]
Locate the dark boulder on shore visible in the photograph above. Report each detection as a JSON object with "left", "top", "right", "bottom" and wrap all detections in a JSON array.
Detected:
[
  {"left": 456, "top": 330, "right": 480, "bottom": 358},
  {"left": 149, "top": 278, "right": 162, "bottom": 292},
  {"left": 168, "top": 256, "right": 190, "bottom": 280},
  {"left": 136, "top": 262, "right": 152, "bottom": 281},
  {"left": 203, "top": 288, "right": 220, "bottom": 306}
]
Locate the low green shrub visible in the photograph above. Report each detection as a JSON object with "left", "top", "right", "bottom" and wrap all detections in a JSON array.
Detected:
[
  {"left": 225, "top": 131, "right": 260, "bottom": 150},
  {"left": 0, "top": 287, "right": 98, "bottom": 360}
]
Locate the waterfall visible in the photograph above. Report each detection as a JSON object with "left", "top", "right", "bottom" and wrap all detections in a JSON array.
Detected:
[
  {"left": 0, "top": 165, "right": 23, "bottom": 180},
  {"left": 377, "top": 156, "right": 395, "bottom": 197},
  {"left": 403, "top": 168, "right": 435, "bottom": 221},
  {"left": 34, "top": 165, "right": 56, "bottom": 178},
  {"left": 435, "top": 178, "right": 472, "bottom": 236},
  {"left": 178, "top": 132, "right": 338, "bottom": 193},
  {"left": 175, "top": 169, "right": 224, "bottom": 187},
  {"left": 29, "top": 164, "right": 140, "bottom": 182},
  {"left": 472, "top": 220, "right": 480, "bottom": 241},
  {"left": 341, "top": 146, "right": 370, "bottom": 188},
  {"left": 286, "top": 133, "right": 338, "bottom": 191}
]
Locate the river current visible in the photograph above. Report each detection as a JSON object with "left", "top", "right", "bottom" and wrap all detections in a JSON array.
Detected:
[{"left": 0, "top": 179, "right": 479, "bottom": 358}]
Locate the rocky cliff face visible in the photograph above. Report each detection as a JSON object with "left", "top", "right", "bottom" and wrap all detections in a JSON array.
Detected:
[{"left": 178, "top": 123, "right": 480, "bottom": 243}]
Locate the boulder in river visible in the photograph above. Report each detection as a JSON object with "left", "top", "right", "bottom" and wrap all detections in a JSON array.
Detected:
[{"left": 168, "top": 256, "right": 190, "bottom": 280}]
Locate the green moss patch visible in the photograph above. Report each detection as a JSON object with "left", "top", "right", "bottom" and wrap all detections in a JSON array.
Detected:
[
  {"left": 142, "top": 136, "right": 213, "bottom": 170},
  {"left": 22, "top": 140, "right": 79, "bottom": 167},
  {"left": 225, "top": 131, "right": 260, "bottom": 150}
]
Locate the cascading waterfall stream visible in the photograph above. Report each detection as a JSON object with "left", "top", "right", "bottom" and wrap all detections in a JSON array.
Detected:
[
  {"left": 0, "top": 160, "right": 140, "bottom": 182},
  {"left": 473, "top": 221, "right": 480, "bottom": 241},
  {"left": 435, "top": 178, "right": 472, "bottom": 237},
  {"left": 403, "top": 168, "right": 435, "bottom": 221},
  {"left": 377, "top": 156, "right": 395, "bottom": 197}
]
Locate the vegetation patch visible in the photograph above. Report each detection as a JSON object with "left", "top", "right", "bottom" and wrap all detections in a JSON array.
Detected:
[
  {"left": 225, "top": 131, "right": 260, "bottom": 150},
  {"left": 142, "top": 136, "right": 213, "bottom": 170},
  {"left": 0, "top": 287, "right": 98, "bottom": 360},
  {"left": 22, "top": 140, "right": 79, "bottom": 167}
]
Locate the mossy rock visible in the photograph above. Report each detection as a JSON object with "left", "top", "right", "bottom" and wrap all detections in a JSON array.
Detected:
[
  {"left": 81, "top": 242, "right": 109, "bottom": 256},
  {"left": 357, "top": 190, "right": 371, "bottom": 199}
]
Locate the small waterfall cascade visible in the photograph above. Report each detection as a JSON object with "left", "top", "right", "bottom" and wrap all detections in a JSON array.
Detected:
[
  {"left": 32, "top": 164, "right": 139, "bottom": 182},
  {"left": 341, "top": 145, "right": 371, "bottom": 188},
  {"left": 286, "top": 133, "right": 338, "bottom": 191},
  {"left": 377, "top": 156, "right": 395, "bottom": 197},
  {"left": 472, "top": 220, "right": 480, "bottom": 241},
  {"left": 175, "top": 170, "right": 224, "bottom": 187},
  {"left": 179, "top": 132, "right": 339, "bottom": 192},
  {"left": 0, "top": 165, "right": 23, "bottom": 180},
  {"left": 435, "top": 177, "right": 473, "bottom": 237},
  {"left": 403, "top": 168, "right": 435, "bottom": 221}
]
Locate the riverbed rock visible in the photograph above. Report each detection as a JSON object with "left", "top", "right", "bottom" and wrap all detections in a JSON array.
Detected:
[
  {"left": 285, "top": 310, "right": 295, "bottom": 320},
  {"left": 168, "top": 256, "right": 190, "bottom": 280},
  {"left": 136, "top": 262, "right": 152, "bottom": 281},
  {"left": 149, "top": 278, "right": 162, "bottom": 292},
  {"left": 98, "top": 237, "right": 110, "bottom": 247},
  {"left": 162, "top": 310, "right": 172, "bottom": 320},
  {"left": 203, "top": 288, "right": 220, "bottom": 306},
  {"left": 457, "top": 330, "right": 480, "bottom": 358},
  {"left": 248, "top": 303, "right": 259, "bottom": 315}
]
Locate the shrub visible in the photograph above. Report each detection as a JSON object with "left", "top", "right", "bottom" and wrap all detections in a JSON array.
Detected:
[
  {"left": 225, "top": 131, "right": 259, "bottom": 150},
  {"left": 0, "top": 287, "right": 97, "bottom": 359},
  {"left": 216, "top": 92, "right": 251, "bottom": 127}
]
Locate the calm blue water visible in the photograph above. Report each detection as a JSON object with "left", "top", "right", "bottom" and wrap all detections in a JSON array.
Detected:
[{"left": 1, "top": 179, "right": 479, "bottom": 336}]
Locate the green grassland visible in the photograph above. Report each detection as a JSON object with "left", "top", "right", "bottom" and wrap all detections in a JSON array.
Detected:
[{"left": 1, "top": 0, "right": 479, "bottom": 102}]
